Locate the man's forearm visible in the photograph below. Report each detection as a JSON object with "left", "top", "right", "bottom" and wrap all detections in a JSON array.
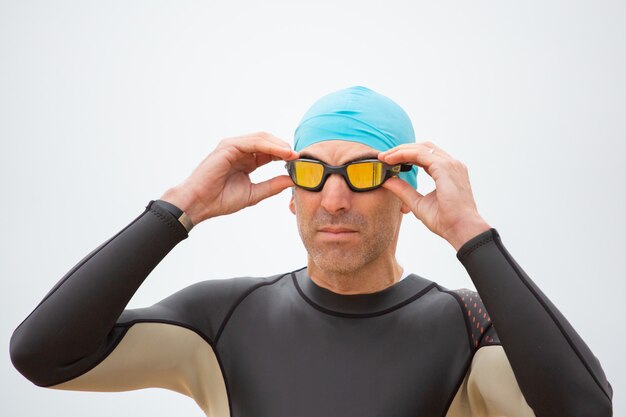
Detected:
[
  {"left": 9, "top": 200, "right": 189, "bottom": 387},
  {"left": 458, "top": 229, "right": 612, "bottom": 416}
]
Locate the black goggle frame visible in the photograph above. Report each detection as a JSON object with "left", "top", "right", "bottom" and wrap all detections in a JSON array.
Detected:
[{"left": 285, "top": 158, "right": 413, "bottom": 192}]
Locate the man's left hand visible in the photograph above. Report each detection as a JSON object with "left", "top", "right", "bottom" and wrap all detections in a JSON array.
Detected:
[{"left": 378, "top": 142, "right": 491, "bottom": 251}]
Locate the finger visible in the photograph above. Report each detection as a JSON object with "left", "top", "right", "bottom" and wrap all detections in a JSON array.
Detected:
[
  {"left": 378, "top": 143, "right": 415, "bottom": 156},
  {"left": 254, "top": 152, "right": 276, "bottom": 168},
  {"left": 382, "top": 143, "right": 456, "bottom": 177},
  {"left": 379, "top": 142, "right": 452, "bottom": 158},
  {"left": 260, "top": 132, "right": 296, "bottom": 151},
  {"left": 417, "top": 141, "right": 451, "bottom": 158},
  {"left": 379, "top": 147, "right": 435, "bottom": 165},
  {"left": 242, "top": 132, "right": 299, "bottom": 159},
  {"left": 378, "top": 148, "right": 441, "bottom": 178},
  {"left": 380, "top": 146, "right": 451, "bottom": 172},
  {"left": 234, "top": 147, "right": 296, "bottom": 175},
  {"left": 232, "top": 140, "right": 298, "bottom": 161},
  {"left": 248, "top": 175, "right": 295, "bottom": 206},
  {"left": 382, "top": 177, "right": 424, "bottom": 216},
  {"left": 221, "top": 133, "right": 298, "bottom": 161},
  {"left": 380, "top": 143, "right": 448, "bottom": 162},
  {"left": 226, "top": 131, "right": 293, "bottom": 150},
  {"left": 246, "top": 151, "right": 293, "bottom": 174},
  {"left": 248, "top": 131, "right": 294, "bottom": 150}
]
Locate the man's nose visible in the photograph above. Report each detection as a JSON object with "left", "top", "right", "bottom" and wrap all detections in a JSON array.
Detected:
[{"left": 320, "top": 174, "right": 352, "bottom": 213}]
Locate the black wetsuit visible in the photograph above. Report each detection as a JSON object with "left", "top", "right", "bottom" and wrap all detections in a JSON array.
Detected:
[{"left": 10, "top": 200, "right": 613, "bottom": 416}]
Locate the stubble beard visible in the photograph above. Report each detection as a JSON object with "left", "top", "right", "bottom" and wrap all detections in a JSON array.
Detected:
[{"left": 297, "top": 209, "right": 397, "bottom": 276}]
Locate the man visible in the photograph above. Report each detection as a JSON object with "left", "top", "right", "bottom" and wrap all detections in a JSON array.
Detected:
[{"left": 10, "top": 86, "right": 612, "bottom": 416}]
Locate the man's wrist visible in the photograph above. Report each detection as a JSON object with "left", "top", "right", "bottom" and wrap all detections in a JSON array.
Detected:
[
  {"left": 444, "top": 217, "right": 491, "bottom": 252},
  {"left": 159, "top": 185, "right": 204, "bottom": 227},
  {"left": 153, "top": 198, "right": 195, "bottom": 233}
]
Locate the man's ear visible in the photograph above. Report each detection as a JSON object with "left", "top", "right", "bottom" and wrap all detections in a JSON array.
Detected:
[{"left": 289, "top": 193, "right": 296, "bottom": 214}]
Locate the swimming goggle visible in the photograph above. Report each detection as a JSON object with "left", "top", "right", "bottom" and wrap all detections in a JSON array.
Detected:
[{"left": 285, "top": 158, "right": 413, "bottom": 192}]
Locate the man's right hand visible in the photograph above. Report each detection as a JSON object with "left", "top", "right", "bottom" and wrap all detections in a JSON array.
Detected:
[{"left": 159, "top": 132, "right": 298, "bottom": 226}]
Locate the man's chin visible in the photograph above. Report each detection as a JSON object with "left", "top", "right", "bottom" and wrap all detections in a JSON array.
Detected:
[{"left": 308, "top": 249, "right": 367, "bottom": 275}]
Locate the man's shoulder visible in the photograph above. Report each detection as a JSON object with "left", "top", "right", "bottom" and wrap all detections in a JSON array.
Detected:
[
  {"left": 171, "top": 269, "right": 296, "bottom": 303},
  {"left": 403, "top": 277, "right": 498, "bottom": 349},
  {"left": 442, "top": 287, "right": 498, "bottom": 349},
  {"left": 118, "top": 270, "right": 297, "bottom": 343}
]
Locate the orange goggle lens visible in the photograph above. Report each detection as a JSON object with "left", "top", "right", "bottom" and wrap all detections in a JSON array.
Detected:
[
  {"left": 293, "top": 160, "right": 325, "bottom": 188},
  {"left": 346, "top": 161, "right": 386, "bottom": 189}
]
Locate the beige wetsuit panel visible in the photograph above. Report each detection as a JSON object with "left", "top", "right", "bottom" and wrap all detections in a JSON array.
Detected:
[
  {"left": 52, "top": 323, "right": 229, "bottom": 417},
  {"left": 49, "top": 326, "right": 533, "bottom": 416},
  {"left": 446, "top": 345, "right": 535, "bottom": 417}
]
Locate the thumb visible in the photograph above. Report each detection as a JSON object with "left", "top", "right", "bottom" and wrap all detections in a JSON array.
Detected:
[
  {"left": 382, "top": 177, "right": 424, "bottom": 215},
  {"left": 248, "top": 175, "right": 294, "bottom": 207}
]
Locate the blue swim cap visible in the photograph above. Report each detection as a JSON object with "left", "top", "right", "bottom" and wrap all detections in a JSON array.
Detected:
[{"left": 294, "top": 86, "right": 418, "bottom": 189}]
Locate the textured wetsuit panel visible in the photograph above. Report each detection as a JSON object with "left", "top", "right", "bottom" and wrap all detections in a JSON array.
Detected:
[{"left": 449, "top": 288, "right": 500, "bottom": 349}]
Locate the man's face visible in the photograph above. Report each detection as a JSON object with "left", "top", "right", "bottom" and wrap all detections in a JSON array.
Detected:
[{"left": 289, "top": 140, "right": 409, "bottom": 275}]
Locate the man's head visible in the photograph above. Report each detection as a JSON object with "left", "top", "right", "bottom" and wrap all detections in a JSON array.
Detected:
[
  {"left": 289, "top": 86, "right": 416, "bottom": 275},
  {"left": 293, "top": 86, "right": 418, "bottom": 188}
]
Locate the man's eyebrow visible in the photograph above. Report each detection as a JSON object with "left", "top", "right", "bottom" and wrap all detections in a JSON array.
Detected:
[{"left": 298, "top": 152, "right": 379, "bottom": 165}]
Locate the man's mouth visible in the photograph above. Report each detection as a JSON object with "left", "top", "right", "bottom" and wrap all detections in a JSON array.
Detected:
[{"left": 317, "top": 227, "right": 359, "bottom": 239}]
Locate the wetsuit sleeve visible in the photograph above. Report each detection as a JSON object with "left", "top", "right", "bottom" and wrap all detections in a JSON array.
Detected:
[
  {"left": 9, "top": 200, "right": 190, "bottom": 387},
  {"left": 456, "top": 228, "right": 613, "bottom": 417}
]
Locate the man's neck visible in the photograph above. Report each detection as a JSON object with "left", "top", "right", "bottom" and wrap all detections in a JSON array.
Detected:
[{"left": 307, "top": 256, "right": 404, "bottom": 295}]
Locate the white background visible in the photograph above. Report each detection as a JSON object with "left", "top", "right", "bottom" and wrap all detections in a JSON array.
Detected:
[{"left": 1, "top": 1, "right": 624, "bottom": 416}]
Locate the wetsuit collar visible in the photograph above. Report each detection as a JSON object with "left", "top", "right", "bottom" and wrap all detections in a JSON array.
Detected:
[{"left": 292, "top": 268, "right": 436, "bottom": 317}]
